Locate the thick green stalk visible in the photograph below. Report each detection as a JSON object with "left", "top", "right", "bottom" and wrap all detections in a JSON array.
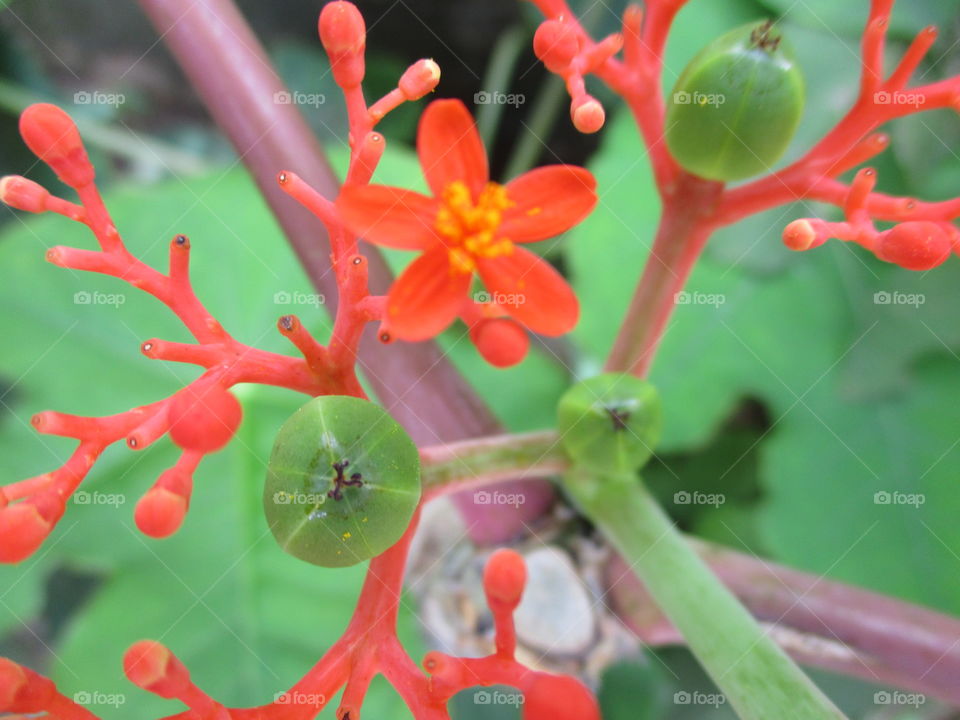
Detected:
[{"left": 562, "top": 469, "right": 847, "bottom": 720}]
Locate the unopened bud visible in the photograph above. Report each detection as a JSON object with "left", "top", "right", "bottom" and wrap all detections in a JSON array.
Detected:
[
  {"left": 571, "top": 96, "right": 605, "bottom": 134},
  {"left": 19, "top": 104, "right": 94, "bottom": 188},
  {"left": 533, "top": 20, "right": 580, "bottom": 73},
  {"left": 483, "top": 548, "right": 527, "bottom": 608},
  {"left": 470, "top": 318, "right": 529, "bottom": 368},
  {"left": 319, "top": 1, "right": 366, "bottom": 88},
  {"left": 875, "top": 221, "right": 953, "bottom": 271},
  {"left": 0, "top": 176, "right": 50, "bottom": 213},
  {"left": 399, "top": 59, "right": 441, "bottom": 101}
]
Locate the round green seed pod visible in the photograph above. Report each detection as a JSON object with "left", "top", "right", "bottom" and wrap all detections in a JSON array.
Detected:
[
  {"left": 665, "top": 20, "right": 805, "bottom": 182},
  {"left": 557, "top": 373, "right": 662, "bottom": 474},
  {"left": 264, "top": 395, "right": 420, "bottom": 568}
]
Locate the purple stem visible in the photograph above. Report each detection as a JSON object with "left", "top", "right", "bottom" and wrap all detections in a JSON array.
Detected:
[
  {"left": 607, "top": 545, "right": 960, "bottom": 705},
  {"left": 135, "top": 0, "right": 554, "bottom": 541}
]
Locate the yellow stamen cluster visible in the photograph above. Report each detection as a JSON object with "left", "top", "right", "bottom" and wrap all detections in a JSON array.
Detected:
[{"left": 435, "top": 180, "right": 514, "bottom": 273}]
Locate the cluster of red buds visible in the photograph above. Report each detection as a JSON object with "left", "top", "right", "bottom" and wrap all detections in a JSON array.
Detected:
[{"left": 0, "top": 549, "right": 599, "bottom": 719}]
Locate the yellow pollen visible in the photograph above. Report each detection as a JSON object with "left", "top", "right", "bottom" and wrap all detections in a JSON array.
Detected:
[{"left": 435, "top": 180, "right": 514, "bottom": 273}]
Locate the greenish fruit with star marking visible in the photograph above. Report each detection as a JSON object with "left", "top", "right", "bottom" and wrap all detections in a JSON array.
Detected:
[
  {"left": 264, "top": 395, "right": 421, "bottom": 567},
  {"left": 557, "top": 373, "right": 662, "bottom": 474}
]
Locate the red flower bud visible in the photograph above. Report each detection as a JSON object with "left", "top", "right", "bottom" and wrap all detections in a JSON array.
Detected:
[
  {"left": 483, "top": 548, "right": 527, "bottom": 608},
  {"left": 523, "top": 673, "right": 601, "bottom": 720},
  {"left": 470, "top": 318, "right": 529, "bottom": 368},
  {"left": 399, "top": 59, "right": 441, "bottom": 101},
  {"left": 571, "top": 96, "right": 605, "bottom": 134},
  {"left": 18, "top": 104, "right": 94, "bottom": 188},
  {"left": 782, "top": 218, "right": 826, "bottom": 252},
  {"left": 319, "top": 1, "right": 366, "bottom": 88},
  {"left": 0, "top": 658, "right": 27, "bottom": 710},
  {"left": 534, "top": 20, "right": 580, "bottom": 73},
  {"left": 124, "top": 641, "right": 188, "bottom": 698},
  {"left": 874, "top": 221, "right": 953, "bottom": 271},
  {"left": 0, "top": 504, "right": 51, "bottom": 564},
  {"left": 0, "top": 176, "right": 50, "bottom": 213},
  {"left": 135, "top": 483, "right": 188, "bottom": 539},
  {"left": 168, "top": 385, "right": 242, "bottom": 453}
]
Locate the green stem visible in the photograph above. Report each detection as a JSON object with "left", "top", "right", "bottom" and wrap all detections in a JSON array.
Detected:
[
  {"left": 503, "top": 74, "right": 566, "bottom": 180},
  {"left": 562, "top": 469, "right": 847, "bottom": 720},
  {"left": 475, "top": 26, "right": 527, "bottom": 148}
]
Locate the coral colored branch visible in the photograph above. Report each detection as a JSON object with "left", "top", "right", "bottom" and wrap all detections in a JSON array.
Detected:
[{"left": 136, "top": 0, "right": 557, "bottom": 545}]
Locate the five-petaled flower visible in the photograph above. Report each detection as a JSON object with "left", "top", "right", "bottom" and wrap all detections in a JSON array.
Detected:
[{"left": 336, "top": 98, "right": 597, "bottom": 341}]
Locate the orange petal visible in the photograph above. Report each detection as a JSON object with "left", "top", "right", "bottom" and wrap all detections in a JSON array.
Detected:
[
  {"left": 418, "top": 99, "right": 488, "bottom": 198},
  {"left": 336, "top": 185, "right": 439, "bottom": 250},
  {"left": 387, "top": 248, "right": 471, "bottom": 341},
  {"left": 477, "top": 247, "right": 578, "bottom": 336},
  {"left": 500, "top": 165, "right": 597, "bottom": 243}
]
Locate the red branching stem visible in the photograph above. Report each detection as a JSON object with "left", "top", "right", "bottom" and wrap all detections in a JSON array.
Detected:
[{"left": 530, "top": 0, "right": 960, "bottom": 376}]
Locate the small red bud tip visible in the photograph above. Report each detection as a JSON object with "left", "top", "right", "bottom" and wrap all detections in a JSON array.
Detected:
[
  {"left": 0, "top": 504, "right": 51, "bottom": 564},
  {"left": 124, "top": 641, "right": 175, "bottom": 692},
  {"left": 0, "top": 176, "right": 50, "bottom": 213},
  {"left": 782, "top": 219, "right": 818, "bottom": 251},
  {"left": 0, "top": 658, "right": 27, "bottom": 710},
  {"left": 533, "top": 20, "right": 580, "bottom": 73},
  {"left": 168, "top": 385, "right": 242, "bottom": 453},
  {"left": 470, "top": 318, "right": 529, "bottom": 368},
  {"left": 18, "top": 104, "right": 94, "bottom": 188},
  {"left": 571, "top": 98, "right": 605, "bottom": 134},
  {"left": 875, "top": 221, "right": 953, "bottom": 271},
  {"left": 483, "top": 548, "right": 527, "bottom": 607},
  {"left": 135, "top": 487, "right": 188, "bottom": 539},
  {"left": 523, "top": 673, "right": 601, "bottom": 720},
  {"left": 319, "top": 1, "right": 366, "bottom": 88},
  {"left": 399, "top": 59, "right": 442, "bottom": 101}
]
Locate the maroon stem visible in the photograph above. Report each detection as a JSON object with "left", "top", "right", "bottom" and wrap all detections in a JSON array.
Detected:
[
  {"left": 135, "top": 0, "right": 554, "bottom": 541},
  {"left": 607, "top": 546, "right": 960, "bottom": 706},
  {"left": 605, "top": 173, "right": 723, "bottom": 376}
]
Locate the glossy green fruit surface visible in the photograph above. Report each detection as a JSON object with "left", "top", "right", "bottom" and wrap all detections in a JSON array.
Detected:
[
  {"left": 557, "top": 373, "right": 662, "bottom": 474},
  {"left": 665, "top": 20, "right": 805, "bottom": 182},
  {"left": 264, "top": 395, "right": 420, "bottom": 567}
]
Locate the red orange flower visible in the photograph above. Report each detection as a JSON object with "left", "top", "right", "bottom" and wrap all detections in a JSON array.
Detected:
[{"left": 336, "top": 99, "right": 597, "bottom": 341}]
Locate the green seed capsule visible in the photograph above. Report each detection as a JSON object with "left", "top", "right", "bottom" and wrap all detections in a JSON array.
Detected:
[
  {"left": 665, "top": 20, "right": 805, "bottom": 182},
  {"left": 264, "top": 395, "right": 420, "bottom": 568},
  {"left": 557, "top": 373, "right": 662, "bottom": 474}
]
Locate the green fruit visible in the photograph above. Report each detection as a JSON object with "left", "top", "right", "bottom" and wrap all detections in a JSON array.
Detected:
[
  {"left": 264, "top": 395, "right": 420, "bottom": 568},
  {"left": 557, "top": 373, "right": 662, "bottom": 474},
  {"left": 665, "top": 20, "right": 805, "bottom": 182}
]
